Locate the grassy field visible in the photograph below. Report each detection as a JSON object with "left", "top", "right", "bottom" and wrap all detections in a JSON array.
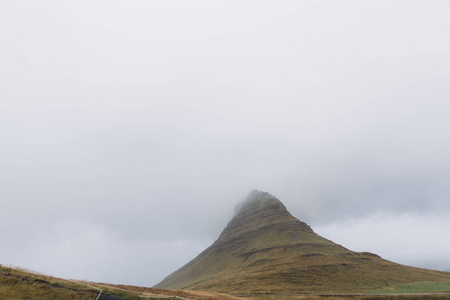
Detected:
[
  {"left": 243, "top": 282, "right": 450, "bottom": 299},
  {"left": 0, "top": 264, "right": 144, "bottom": 299},
  {"left": 0, "top": 264, "right": 246, "bottom": 300},
  {"left": 242, "top": 294, "right": 450, "bottom": 300},
  {"left": 2, "top": 263, "right": 450, "bottom": 300},
  {"left": 369, "top": 282, "right": 450, "bottom": 294}
]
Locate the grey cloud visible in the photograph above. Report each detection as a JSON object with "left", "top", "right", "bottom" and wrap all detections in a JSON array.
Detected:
[{"left": 1, "top": 0, "right": 450, "bottom": 286}]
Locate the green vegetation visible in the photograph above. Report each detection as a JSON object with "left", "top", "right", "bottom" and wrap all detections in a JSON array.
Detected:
[
  {"left": 250, "top": 295, "right": 450, "bottom": 300},
  {"left": 369, "top": 282, "right": 450, "bottom": 294}
]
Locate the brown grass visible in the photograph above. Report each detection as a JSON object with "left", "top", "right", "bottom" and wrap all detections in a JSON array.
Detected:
[
  {"left": 2, "top": 264, "right": 450, "bottom": 300},
  {"left": 103, "top": 283, "right": 248, "bottom": 299},
  {"left": 0, "top": 265, "right": 97, "bottom": 300},
  {"left": 247, "top": 296, "right": 450, "bottom": 300}
]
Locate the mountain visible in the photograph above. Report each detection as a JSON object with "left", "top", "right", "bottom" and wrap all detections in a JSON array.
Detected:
[{"left": 155, "top": 190, "right": 450, "bottom": 294}]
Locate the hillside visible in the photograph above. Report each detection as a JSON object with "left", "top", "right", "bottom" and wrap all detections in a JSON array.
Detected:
[
  {"left": 155, "top": 190, "right": 450, "bottom": 294},
  {"left": 0, "top": 264, "right": 243, "bottom": 300},
  {"left": 0, "top": 265, "right": 104, "bottom": 300}
]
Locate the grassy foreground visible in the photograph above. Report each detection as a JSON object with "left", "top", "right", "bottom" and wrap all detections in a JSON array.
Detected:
[
  {"left": 2, "top": 263, "right": 450, "bottom": 300},
  {"left": 0, "top": 264, "right": 144, "bottom": 299},
  {"left": 369, "top": 282, "right": 450, "bottom": 294},
  {"left": 0, "top": 264, "right": 244, "bottom": 300},
  {"left": 249, "top": 295, "right": 450, "bottom": 300}
]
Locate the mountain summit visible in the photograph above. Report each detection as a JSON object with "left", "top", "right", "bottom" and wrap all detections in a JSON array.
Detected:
[
  {"left": 155, "top": 190, "right": 450, "bottom": 294},
  {"left": 219, "top": 190, "right": 314, "bottom": 241}
]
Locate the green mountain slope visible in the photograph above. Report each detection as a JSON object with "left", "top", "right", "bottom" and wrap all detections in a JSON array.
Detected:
[{"left": 155, "top": 190, "right": 450, "bottom": 294}]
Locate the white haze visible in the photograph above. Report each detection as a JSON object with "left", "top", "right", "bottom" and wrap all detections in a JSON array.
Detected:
[{"left": 1, "top": 0, "right": 450, "bottom": 285}]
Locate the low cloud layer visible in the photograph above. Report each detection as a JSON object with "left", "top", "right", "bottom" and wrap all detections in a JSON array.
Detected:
[
  {"left": 1, "top": 0, "right": 450, "bottom": 285},
  {"left": 316, "top": 210, "right": 450, "bottom": 272}
]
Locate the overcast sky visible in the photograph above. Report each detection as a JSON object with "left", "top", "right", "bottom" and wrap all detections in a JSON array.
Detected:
[{"left": 1, "top": 0, "right": 450, "bottom": 286}]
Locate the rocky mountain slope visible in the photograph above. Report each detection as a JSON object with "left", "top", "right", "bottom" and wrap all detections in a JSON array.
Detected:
[{"left": 155, "top": 190, "right": 450, "bottom": 294}]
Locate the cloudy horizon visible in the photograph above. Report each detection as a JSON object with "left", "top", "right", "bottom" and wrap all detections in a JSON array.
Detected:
[{"left": 1, "top": 0, "right": 450, "bottom": 286}]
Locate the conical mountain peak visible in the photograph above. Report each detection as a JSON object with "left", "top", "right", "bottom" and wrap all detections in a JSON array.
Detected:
[
  {"left": 218, "top": 190, "right": 312, "bottom": 241},
  {"left": 233, "top": 189, "right": 288, "bottom": 217},
  {"left": 155, "top": 191, "right": 450, "bottom": 294}
]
